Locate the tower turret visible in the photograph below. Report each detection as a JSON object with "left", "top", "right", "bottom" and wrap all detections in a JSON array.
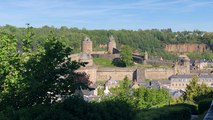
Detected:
[
  {"left": 107, "top": 35, "right": 116, "bottom": 54},
  {"left": 81, "top": 37, "right": 93, "bottom": 54}
]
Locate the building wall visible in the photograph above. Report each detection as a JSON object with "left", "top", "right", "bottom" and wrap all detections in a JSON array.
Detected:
[
  {"left": 96, "top": 68, "right": 135, "bottom": 81},
  {"left": 164, "top": 44, "right": 207, "bottom": 53},
  {"left": 76, "top": 67, "right": 179, "bottom": 82},
  {"left": 144, "top": 68, "right": 175, "bottom": 80},
  {"left": 69, "top": 54, "right": 80, "bottom": 61},
  {"left": 92, "top": 54, "right": 120, "bottom": 60},
  {"left": 170, "top": 80, "right": 213, "bottom": 90},
  {"left": 82, "top": 38, "right": 93, "bottom": 54},
  {"left": 76, "top": 68, "right": 97, "bottom": 83}
]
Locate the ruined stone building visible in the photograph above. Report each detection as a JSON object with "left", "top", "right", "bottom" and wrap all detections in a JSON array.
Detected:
[
  {"left": 174, "top": 54, "right": 190, "bottom": 74},
  {"left": 107, "top": 35, "right": 116, "bottom": 54},
  {"left": 81, "top": 36, "right": 93, "bottom": 54},
  {"left": 72, "top": 36, "right": 195, "bottom": 84}
]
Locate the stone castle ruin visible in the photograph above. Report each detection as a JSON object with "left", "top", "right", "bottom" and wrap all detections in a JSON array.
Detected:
[
  {"left": 72, "top": 35, "right": 191, "bottom": 83},
  {"left": 81, "top": 37, "right": 93, "bottom": 54},
  {"left": 107, "top": 35, "right": 117, "bottom": 54}
]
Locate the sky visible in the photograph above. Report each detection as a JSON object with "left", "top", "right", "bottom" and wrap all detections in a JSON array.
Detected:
[{"left": 0, "top": 0, "right": 213, "bottom": 31}]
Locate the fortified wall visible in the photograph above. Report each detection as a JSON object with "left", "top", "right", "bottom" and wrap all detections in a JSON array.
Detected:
[
  {"left": 77, "top": 67, "right": 178, "bottom": 83},
  {"left": 96, "top": 68, "right": 136, "bottom": 81},
  {"left": 144, "top": 68, "right": 175, "bottom": 80},
  {"left": 164, "top": 44, "right": 208, "bottom": 53}
]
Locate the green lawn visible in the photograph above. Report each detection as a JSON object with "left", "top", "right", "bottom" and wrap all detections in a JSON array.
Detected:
[{"left": 93, "top": 58, "right": 114, "bottom": 67}]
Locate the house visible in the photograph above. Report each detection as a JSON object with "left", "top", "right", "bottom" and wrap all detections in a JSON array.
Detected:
[{"left": 169, "top": 74, "right": 213, "bottom": 90}]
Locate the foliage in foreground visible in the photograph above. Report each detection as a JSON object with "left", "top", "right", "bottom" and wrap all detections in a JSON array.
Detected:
[
  {"left": 198, "top": 98, "right": 213, "bottom": 114},
  {"left": 182, "top": 77, "right": 212, "bottom": 103},
  {"left": 0, "top": 96, "right": 134, "bottom": 120},
  {"left": 0, "top": 29, "right": 90, "bottom": 110},
  {"left": 134, "top": 106, "right": 191, "bottom": 120}
]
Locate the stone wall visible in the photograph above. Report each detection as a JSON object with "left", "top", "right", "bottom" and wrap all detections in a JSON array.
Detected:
[
  {"left": 96, "top": 68, "right": 136, "bottom": 81},
  {"left": 92, "top": 54, "right": 120, "bottom": 60},
  {"left": 76, "top": 67, "right": 97, "bottom": 83},
  {"left": 144, "top": 68, "right": 175, "bottom": 80},
  {"left": 164, "top": 44, "right": 208, "bottom": 53},
  {"left": 76, "top": 67, "right": 178, "bottom": 83},
  {"left": 69, "top": 54, "right": 80, "bottom": 61}
]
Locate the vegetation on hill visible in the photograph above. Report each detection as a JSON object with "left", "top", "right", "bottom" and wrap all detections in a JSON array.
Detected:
[{"left": 1, "top": 25, "right": 213, "bottom": 60}]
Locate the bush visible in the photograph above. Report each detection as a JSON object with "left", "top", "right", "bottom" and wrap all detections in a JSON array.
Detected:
[
  {"left": 135, "top": 106, "right": 191, "bottom": 120},
  {"left": 169, "top": 103, "right": 198, "bottom": 115},
  {"left": 3, "top": 96, "right": 134, "bottom": 120},
  {"left": 198, "top": 98, "right": 213, "bottom": 114}
]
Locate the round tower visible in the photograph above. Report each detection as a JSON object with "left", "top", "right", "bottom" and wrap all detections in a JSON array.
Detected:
[
  {"left": 143, "top": 51, "right": 148, "bottom": 64},
  {"left": 79, "top": 53, "right": 93, "bottom": 67},
  {"left": 144, "top": 51, "right": 148, "bottom": 60},
  {"left": 82, "top": 37, "right": 93, "bottom": 54},
  {"left": 175, "top": 54, "right": 190, "bottom": 74},
  {"left": 107, "top": 35, "right": 116, "bottom": 54}
]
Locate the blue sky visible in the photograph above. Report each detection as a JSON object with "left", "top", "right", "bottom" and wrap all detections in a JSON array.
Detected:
[{"left": 0, "top": 0, "right": 213, "bottom": 31}]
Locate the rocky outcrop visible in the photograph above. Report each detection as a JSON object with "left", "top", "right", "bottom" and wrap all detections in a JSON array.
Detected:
[{"left": 164, "top": 44, "right": 208, "bottom": 53}]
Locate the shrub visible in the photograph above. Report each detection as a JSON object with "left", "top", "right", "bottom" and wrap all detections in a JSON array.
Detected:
[
  {"left": 134, "top": 106, "right": 191, "bottom": 120},
  {"left": 169, "top": 103, "right": 198, "bottom": 115},
  {"left": 198, "top": 98, "right": 213, "bottom": 114}
]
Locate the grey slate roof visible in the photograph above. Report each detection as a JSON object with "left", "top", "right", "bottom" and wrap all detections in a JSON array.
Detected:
[{"left": 169, "top": 74, "right": 213, "bottom": 79}]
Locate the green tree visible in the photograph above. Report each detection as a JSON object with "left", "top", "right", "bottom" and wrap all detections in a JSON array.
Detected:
[
  {"left": 182, "top": 77, "right": 212, "bottom": 103},
  {"left": 0, "top": 29, "right": 91, "bottom": 109},
  {"left": 0, "top": 33, "right": 26, "bottom": 109},
  {"left": 21, "top": 34, "right": 90, "bottom": 106},
  {"left": 183, "top": 77, "right": 200, "bottom": 102},
  {"left": 120, "top": 45, "right": 133, "bottom": 66}
]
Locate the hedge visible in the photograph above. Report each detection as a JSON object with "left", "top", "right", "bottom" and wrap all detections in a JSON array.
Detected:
[
  {"left": 135, "top": 106, "right": 191, "bottom": 120},
  {"left": 198, "top": 98, "right": 213, "bottom": 114},
  {"left": 169, "top": 103, "right": 198, "bottom": 115}
]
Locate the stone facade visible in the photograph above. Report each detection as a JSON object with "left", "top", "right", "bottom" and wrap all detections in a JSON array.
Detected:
[
  {"left": 174, "top": 55, "right": 190, "bottom": 74},
  {"left": 79, "top": 53, "right": 93, "bottom": 67},
  {"left": 144, "top": 68, "right": 175, "bottom": 80},
  {"left": 169, "top": 74, "right": 213, "bottom": 90},
  {"left": 77, "top": 67, "right": 184, "bottom": 83},
  {"left": 96, "top": 68, "right": 136, "bottom": 81},
  {"left": 164, "top": 44, "right": 207, "bottom": 53},
  {"left": 76, "top": 67, "right": 97, "bottom": 83},
  {"left": 107, "top": 35, "right": 116, "bottom": 54},
  {"left": 82, "top": 37, "right": 93, "bottom": 54}
]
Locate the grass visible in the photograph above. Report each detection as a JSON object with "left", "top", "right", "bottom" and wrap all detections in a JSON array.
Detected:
[
  {"left": 93, "top": 57, "right": 172, "bottom": 69},
  {"left": 93, "top": 58, "right": 114, "bottom": 67}
]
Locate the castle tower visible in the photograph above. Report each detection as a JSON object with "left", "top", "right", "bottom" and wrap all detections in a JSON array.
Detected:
[
  {"left": 144, "top": 51, "right": 148, "bottom": 60},
  {"left": 79, "top": 53, "right": 93, "bottom": 67},
  {"left": 143, "top": 51, "right": 148, "bottom": 64},
  {"left": 81, "top": 37, "right": 93, "bottom": 54},
  {"left": 174, "top": 54, "right": 190, "bottom": 74},
  {"left": 107, "top": 35, "right": 116, "bottom": 54}
]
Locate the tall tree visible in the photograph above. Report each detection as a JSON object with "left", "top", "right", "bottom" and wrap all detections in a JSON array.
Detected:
[
  {"left": 0, "top": 33, "right": 26, "bottom": 109},
  {"left": 120, "top": 45, "right": 133, "bottom": 66},
  {"left": 182, "top": 77, "right": 212, "bottom": 103}
]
